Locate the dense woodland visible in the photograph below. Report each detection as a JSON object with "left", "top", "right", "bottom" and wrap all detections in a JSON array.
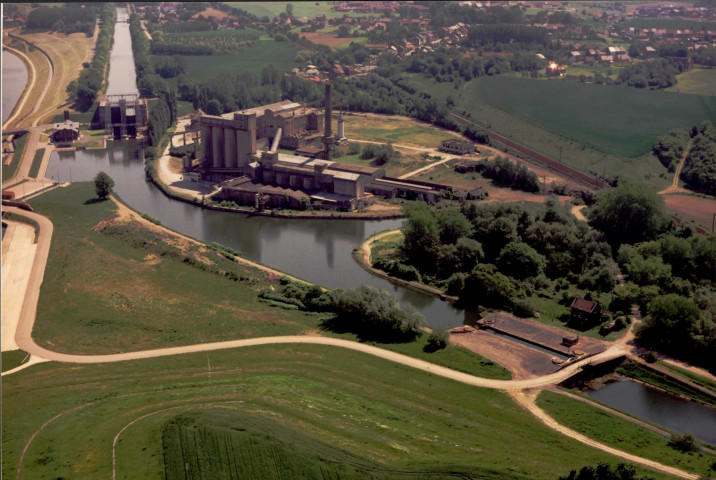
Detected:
[
  {"left": 381, "top": 183, "right": 715, "bottom": 370},
  {"left": 150, "top": 31, "right": 259, "bottom": 56},
  {"left": 26, "top": 4, "right": 97, "bottom": 35}
]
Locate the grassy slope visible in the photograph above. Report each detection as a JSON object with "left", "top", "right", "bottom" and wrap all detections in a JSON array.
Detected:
[
  {"left": 28, "top": 182, "right": 323, "bottom": 354},
  {"left": 537, "top": 390, "right": 716, "bottom": 477},
  {"left": 2, "top": 132, "right": 28, "bottom": 183},
  {"left": 1, "top": 345, "right": 671, "bottom": 480},
  {"left": 1, "top": 351, "right": 29, "bottom": 372},
  {"left": 28, "top": 147, "right": 44, "bottom": 178},
  {"left": 657, "top": 362, "right": 716, "bottom": 393},
  {"left": 25, "top": 182, "right": 508, "bottom": 379}
]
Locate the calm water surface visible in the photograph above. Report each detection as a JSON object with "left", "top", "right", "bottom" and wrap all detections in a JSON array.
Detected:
[
  {"left": 586, "top": 380, "right": 716, "bottom": 445},
  {"left": 2, "top": 49, "right": 28, "bottom": 123},
  {"left": 106, "top": 7, "right": 139, "bottom": 96}
]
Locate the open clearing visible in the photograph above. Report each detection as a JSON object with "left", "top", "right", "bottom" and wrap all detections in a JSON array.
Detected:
[
  {"left": 469, "top": 76, "right": 716, "bottom": 158},
  {"left": 343, "top": 113, "right": 462, "bottom": 148},
  {"left": 666, "top": 68, "right": 716, "bottom": 97},
  {"left": 2, "top": 344, "right": 673, "bottom": 480},
  {"left": 662, "top": 194, "right": 716, "bottom": 232}
]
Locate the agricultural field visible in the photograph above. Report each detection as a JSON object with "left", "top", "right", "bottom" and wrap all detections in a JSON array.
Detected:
[
  {"left": 299, "top": 31, "right": 365, "bottom": 49},
  {"left": 666, "top": 68, "right": 716, "bottom": 97},
  {"left": 662, "top": 193, "right": 716, "bottom": 232},
  {"left": 169, "top": 27, "right": 260, "bottom": 37},
  {"left": 1, "top": 344, "right": 672, "bottom": 480},
  {"left": 537, "top": 390, "right": 716, "bottom": 478},
  {"left": 624, "top": 18, "right": 716, "bottom": 31},
  {"left": 224, "top": 2, "right": 369, "bottom": 19},
  {"left": 468, "top": 76, "right": 716, "bottom": 158},
  {"left": 162, "top": 39, "right": 299, "bottom": 84}
]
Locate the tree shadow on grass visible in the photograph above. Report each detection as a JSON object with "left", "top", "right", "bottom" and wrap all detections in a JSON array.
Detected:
[
  {"left": 84, "top": 197, "right": 109, "bottom": 205},
  {"left": 319, "top": 315, "right": 419, "bottom": 345}
]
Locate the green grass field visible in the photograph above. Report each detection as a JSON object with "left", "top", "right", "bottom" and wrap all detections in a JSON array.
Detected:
[
  {"left": 624, "top": 18, "right": 716, "bottom": 31},
  {"left": 224, "top": 2, "right": 369, "bottom": 19},
  {"left": 666, "top": 68, "right": 716, "bottom": 97},
  {"left": 170, "top": 27, "right": 260, "bottom": 37},
  {"left": 24, "top": 182, "right": 508, "bottom": 378},
  {"left": 537, "top": 390, "right": 716, "bottom": 477},
  {"left": 1, "top": 350, "right": 29, "bottom": 372},
  {"left": 468, "top": 76, "right": 716, "bottom": 158},
  {"left": 27, "top": 147, "right": 44, "bottom": 178},
  {"left": 657, "top": 362, "right": 716, "bottom": 393},
  {"left": 162, "top": 39, "right": 299, "bottom": 85},
  {"left": 1, "top": 344, "right": 673, "bottom": 480},
  {"left": 2, "top": 132, "right": 28, "bottom": 183}
]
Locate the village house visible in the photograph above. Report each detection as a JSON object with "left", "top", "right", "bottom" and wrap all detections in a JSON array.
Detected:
[{"left": 570, "top": 297, "right": 602, "bottom": 328}]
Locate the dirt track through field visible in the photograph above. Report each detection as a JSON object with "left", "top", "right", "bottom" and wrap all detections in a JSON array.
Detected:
[{"left": 2, "top": 197, "right": 704, "bottom": 480}]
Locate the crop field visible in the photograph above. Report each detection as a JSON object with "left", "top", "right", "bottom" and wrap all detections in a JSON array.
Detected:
[
  {"left": 624, "top": 18, "right": 716, "bottom": 31},
  {"left": 225, "top": 2, "right": 369, "bottom": 19},
  {"left": 1, "top": 344, "right": 672, "bottom": 480},
  {"left": 162, "top": 40, "right": 299, "bottom": 83},
  {"left": 469, "top": 76, "right": 716, "bottom": 158},
  {"left": 537, "top": 390, "right": 716, "bottom": 477},
  {"left": 666, "top": 68, "right": 716, "bottom": 97},
  {"left": 662, "top": 193, "right": 716, "bottom": 232},
  {"left": 299, "top": 31, "right": 363, "bottom": 49}
]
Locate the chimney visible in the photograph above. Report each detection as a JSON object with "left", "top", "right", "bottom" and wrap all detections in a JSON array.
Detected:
[{"left": 324, "top": 81, "right": 332, "bottom": 138}]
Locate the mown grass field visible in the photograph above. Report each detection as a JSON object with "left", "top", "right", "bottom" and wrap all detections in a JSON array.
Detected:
[
  {"left": 537, "top": 390, "right": 716, "bottom": 477},
  {"left": 469, "top": 76, "right": 716, "bottom": 158},
  {"left": 2, "top": 132, "right": 28, "bottom": 183},
  {"left": 28, "top": 147, "right": 44, "bottom": 178},
  {"left": 666, "top": 68, "right": 716, "bottom": 97},
  {"left": 343, "top": 114, "right": 461, "bottom": 149},
  {"left": 2, "top": 345, "right": 673, "bottom": 480},
  {"left": 28, "top": 183, "right": 322, "bottom": 354},
  {"left": 0, "top": 350, "right": 29, "bottom": 372},
  {"left": 162, "top": 39, "right": 299, "bottom": 84}
]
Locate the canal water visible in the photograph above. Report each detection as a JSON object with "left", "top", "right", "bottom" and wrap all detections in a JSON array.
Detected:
[
  {"left": 2, "top": 49, "right": 29, "bottom": 123},
  {"left": 44, "top": 5, "right": 466, "bottom": 329},
  {"left": 585, "top": 380, "right": 716, "bottom": 446}
]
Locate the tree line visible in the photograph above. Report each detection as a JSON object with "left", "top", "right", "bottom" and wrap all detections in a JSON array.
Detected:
[
  {"left": 75, "top": 4, "right": 115, "bottom": 109},
  {"left": 150, "top": 31, "right": 259, "bottom": 56},
  {"left": 26, "top": 4, "right": 97, "bottom": 36}
]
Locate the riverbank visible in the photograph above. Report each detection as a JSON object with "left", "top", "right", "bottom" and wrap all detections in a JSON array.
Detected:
[{"left": 354, "top": 228, "right": 456, "bottom": 300}]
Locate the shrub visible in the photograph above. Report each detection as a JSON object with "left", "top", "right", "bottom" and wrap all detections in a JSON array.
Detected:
[
  {"left": 668, "top": 433, "right": 699, "bottom": 453},
  {"left": 512, "top": 298, "right": 535, "bottom": 318},
  {"left": 425, "top": 329, "right": 449, "bottom": 352}
]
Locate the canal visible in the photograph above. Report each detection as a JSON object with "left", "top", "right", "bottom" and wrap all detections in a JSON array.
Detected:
[
  {"left": 2, "top": 49, "right": 28, "bottom": 124},
  {"left": 586, "top": 380, "right": 716, "bottom": 446}
]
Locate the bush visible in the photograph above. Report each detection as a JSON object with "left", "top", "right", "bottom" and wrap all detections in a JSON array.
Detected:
[
  {"left": 512, "top": 298, "right": 535, "bottom": 318},
  {"left": 642, "top": 351, "right": 658, "bottom": 363},
  {"left": 668, "top": 433, "right": 699, "bottom": 453},
  {"left": 425, "top": 329, "right": 449, "bottom": 352}
]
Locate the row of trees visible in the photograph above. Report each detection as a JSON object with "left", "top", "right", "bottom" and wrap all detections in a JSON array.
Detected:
[
  {"left": 150, "top": 31, "right": 259, "bottom": 56},
  {"left": 75, "top": 4, "right": 115, "bottom": 109}
]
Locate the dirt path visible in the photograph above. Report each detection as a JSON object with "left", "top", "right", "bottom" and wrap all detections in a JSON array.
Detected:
[
  {"left": 359, "top": 229, "right": 400, "bottom": 266},
  {"left": 571, "top": 205, "right": 587, "bottom": 222},
  {"left": 659, "top": 140, "right": 693, "bottom": 195},
  {"left": 399, "top": 155, "right": 452, "bottom": 179},
  {"left": 509, "top": 389, "right": 699, "bottom": 480}
]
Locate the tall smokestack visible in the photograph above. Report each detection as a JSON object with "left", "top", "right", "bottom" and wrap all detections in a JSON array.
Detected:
[
  {"left": 322, "top": 81, "right": 334, "bottom": 160},
  {"left": 324, "top": 82, "right": 332, "bottom": 138}
]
